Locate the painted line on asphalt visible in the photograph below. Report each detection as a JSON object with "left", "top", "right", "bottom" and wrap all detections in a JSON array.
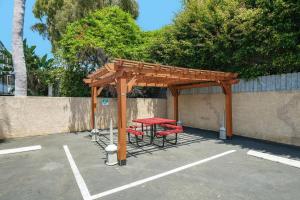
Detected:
[
  {"left": 91, "top": 150, "right": 236, "bottom": 200},
  {"left": 63, "top": 145, "right": 91, "bottom": 200},
  {"left": 247, "top": 150, "right": 300, "bottom": 169},
  {"left": 0, "top": 145, "right": 42, "bottom": 155}
]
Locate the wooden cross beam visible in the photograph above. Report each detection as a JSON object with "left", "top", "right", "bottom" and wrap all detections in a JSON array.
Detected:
[
  {"left": 127, "top": 76, "right": 137, "bottom": 93},
  {"left": 173, "top": 82, "right": 220, "bottom": 90}
]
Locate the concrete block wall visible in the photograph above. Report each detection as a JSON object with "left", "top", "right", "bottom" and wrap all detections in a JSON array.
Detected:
[
  {"left": 0, "top": 97, "right": 167, "bottom": 139},
  {"left": 167, "top": 91, "right": 300, "bottom": 147}
]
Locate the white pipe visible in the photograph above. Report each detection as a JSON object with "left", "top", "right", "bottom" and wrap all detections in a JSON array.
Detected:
[{"left": 110, "top": 118, "right": 113, "bottom": 145}]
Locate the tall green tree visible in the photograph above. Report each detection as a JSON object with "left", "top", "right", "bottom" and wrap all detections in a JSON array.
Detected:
[
  {"left": 57, "top": 7, "right": 144, "bottom": 97},
  {"left": 59, "top": 6, "right": 144, "bottom": 68},
  {"left": 32, "top": 0, "right": 139, "bottom": 51},
  {"left": 150, "top": 0, "right": 300, "bottom": 78},
  {"left": 12, "top": 0, "right": 27, "bottom": 96},
  {"left": 234, "top": 0, "right": 300, "bottom": 77}
]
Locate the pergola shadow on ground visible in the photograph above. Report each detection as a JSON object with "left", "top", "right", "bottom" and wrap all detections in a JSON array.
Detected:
[
  {"left": 94, "top": 128, "right": 216, "bottom": 159},
  {"left": 93, "top": 127, "right": 300, "bottom": 161},
  {"left": 84, "top": 59, "right": 239, "bottom": 165}
]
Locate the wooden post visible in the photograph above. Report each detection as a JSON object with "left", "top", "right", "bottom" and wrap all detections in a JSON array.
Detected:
[
  {"left": 222, "top": 84, "right": 233, "bottom": 138},
  {"left": 170, "top": 88, "right": 179, "bottom": 122},
  {"left": 90, "top": 87, "right": 97, "bottom": 130},
  {"left": 117, "top": 77, "right": 127, "bottom": 165}
]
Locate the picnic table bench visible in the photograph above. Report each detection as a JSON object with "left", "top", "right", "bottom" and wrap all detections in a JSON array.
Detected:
[{"left": 129, "top": 117, "right": 183, "bottom": 147}]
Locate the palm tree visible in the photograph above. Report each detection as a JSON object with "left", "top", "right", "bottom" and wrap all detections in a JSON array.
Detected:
[{"left": 12, "top": 0, "right": 27, "bottom": 96}]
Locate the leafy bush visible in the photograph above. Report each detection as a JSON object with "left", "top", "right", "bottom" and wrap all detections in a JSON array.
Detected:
[
  {"left": 59, "top": 6, "right": 144, "bottom": 69},
  {"left": 149, "top": 0, "right": 300, "bottom": 78},
  {"left": 57, "top": 7, "right": 148, "bottom": 97}
]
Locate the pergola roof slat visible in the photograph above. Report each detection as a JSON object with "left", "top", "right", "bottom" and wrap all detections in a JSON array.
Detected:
[{"left": 85, "top": 58, "right": 239, "bottom": 89}]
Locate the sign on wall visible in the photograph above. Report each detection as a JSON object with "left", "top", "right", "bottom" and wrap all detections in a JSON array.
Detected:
[{"left": 101, "top": 98, "right": 109, "bottom": 106}]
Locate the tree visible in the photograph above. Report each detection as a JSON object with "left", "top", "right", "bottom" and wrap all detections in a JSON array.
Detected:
[
  {"left": 32, "top": 0, "right": 139, "bottom": 51},
  {"left": 149, "top": 0, "right": 300, "bottom": 78},
  {"left": 23, "top": 40, "right": 56, "bottom": 96},
  {"left": 57, "top": 7, "right": 144, "bottom": 97},
  {"left": 150, "top": 0, "right": 246, "bottom": 69},
  {"left": 59, "top": 66, "right": 90, "bottom": 97},
  {"left": 59, "top": 6, "right": 144, "bottom": 69},
  {"left": 12, "top": 0, "right": 27, "bottom": 96},
  {"left": 234, "top": 0, "right": 300, "bottom": 77},
  {"left": 3, "top": 40, "right": 57, "bottom": 96}
]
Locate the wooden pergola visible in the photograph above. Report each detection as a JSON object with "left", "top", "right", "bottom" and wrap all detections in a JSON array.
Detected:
[{"left": 84, "top": 59, "right": 239, "bottom": 165}]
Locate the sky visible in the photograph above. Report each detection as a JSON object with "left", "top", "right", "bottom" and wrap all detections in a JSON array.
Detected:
[{"left": 0, "top": 0, "right": 182, "bottom": 57}]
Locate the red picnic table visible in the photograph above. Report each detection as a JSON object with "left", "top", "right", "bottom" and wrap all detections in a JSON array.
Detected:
[{"left": 132, "top": 117, "right": 177, "bottom": 144}]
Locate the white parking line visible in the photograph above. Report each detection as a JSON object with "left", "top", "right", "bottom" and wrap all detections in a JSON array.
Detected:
[
  {"left": 91, "top": 150, "right": 236, "bottom": 200},
  {"left": 0, "top": 145, "right": 42, "bottom": 155},
  {"left": 247, "top": 150, "right": 300, "bottom": 169},
  {"left": 63, "top": 145, "right": 91, "bottom": 200}
]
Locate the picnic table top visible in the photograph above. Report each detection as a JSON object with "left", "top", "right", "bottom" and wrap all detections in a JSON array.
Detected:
[{"left": 132, "top": 117, "right": 176, "bottom": 125}]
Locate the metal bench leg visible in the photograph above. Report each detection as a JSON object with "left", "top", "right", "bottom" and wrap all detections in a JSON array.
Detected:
[
  {"left": 162, "top": 136, "right": 166, "bottom": 147},
  {"left": 135, "top": 135, "right": 140, "bottom": 147},
  {"left": 165, "top": 134, "right": 178, "bottom": 145},
  {"left": 128, "top": 133, "right": 132, "bottom": 144},
  {"left": 135, "top": 135, "right": 146, "bottom": 147}
]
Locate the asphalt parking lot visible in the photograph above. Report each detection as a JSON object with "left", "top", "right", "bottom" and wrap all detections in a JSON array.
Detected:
[{"left": 1, "top": 128, "right": 300, "bottom": 200}]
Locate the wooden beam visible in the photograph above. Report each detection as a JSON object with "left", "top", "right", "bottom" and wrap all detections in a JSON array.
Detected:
[
  {"left": 89, "top": 70, "right": 124, "bottom": 87},
  {"left": 221, "top": 83, "right": 233, "bottom": 138},
  {"left": 174, "top": 82, "right": 220, "bottom": 90},
  {"left": 88, "top": 68, "right": 109, "bottom": 79},
  {"left": 88, "top": 63, "right": 116, "bottom": 79},
  {"left": 89, "top": 75, "right": 116, "bottom": 87},
  {"left": 169, "top": 88, "right": 179, "bottom": 122},
  {"left": 117, "top": 78, "right": 127, "bottom": 166},
  {"left": 104, "top": 63, "right": 117, "bottom": 72},
  {"left": 83, "top": 78, "right": 92, "bottom": 84},
  {"left": 115, "top": 58, "right": 238, "bottom": 78},
  {"left": 122, "top": 68, "right": 229, "bottom": 82},
  {"left": 135, "top": 82, "right": 168, "bottom": 87},
  {"left": 97, "top": 87, "right": 103, "bottom": 96},
  {"left": 90, "top": 87, "right": 97, "bottom": 129},
  {"left": 127, "top": 76, "right": 137, "bottom": 93}
]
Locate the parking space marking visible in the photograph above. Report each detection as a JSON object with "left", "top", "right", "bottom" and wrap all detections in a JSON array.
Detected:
[
  {"left": 63, "top": 145, "right": 91, "bottom": 200},
  {"left": 247, "top": 150, "right": 300, "bottom": 169},
  {"left": 0, "top": 145, "right": 42, "bottom": 155},
  {"left": 91, "top": 150, "right": 236, "bottom": 200}
]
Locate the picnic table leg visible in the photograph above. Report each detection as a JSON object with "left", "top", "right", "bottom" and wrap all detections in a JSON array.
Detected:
[{"left": 150, "top": 125, "right": 154, "bottom": 144}]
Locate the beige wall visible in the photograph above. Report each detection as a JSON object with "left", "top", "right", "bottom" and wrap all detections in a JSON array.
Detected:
[
  {"left": 0, "top": 97, "right": 167, "bottom": 139},
  {"left": 167, "top": 91, "right": 300, "bottom": 146},
  {"left": 2, "top": 92, "right": 300, "bottom": 146}
]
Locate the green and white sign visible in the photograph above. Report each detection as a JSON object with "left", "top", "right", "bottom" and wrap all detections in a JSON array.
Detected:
[{"left": 101, "top": 98, "right": 109, "bottom": 106}]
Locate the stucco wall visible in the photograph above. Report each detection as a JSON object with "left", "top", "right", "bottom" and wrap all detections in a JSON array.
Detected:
[
  {"left": 167, "top": 91, "right": 300, "bottom": 146},
  {"left": 0, "top": 97, "right": 167, "bottom": 139}
]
